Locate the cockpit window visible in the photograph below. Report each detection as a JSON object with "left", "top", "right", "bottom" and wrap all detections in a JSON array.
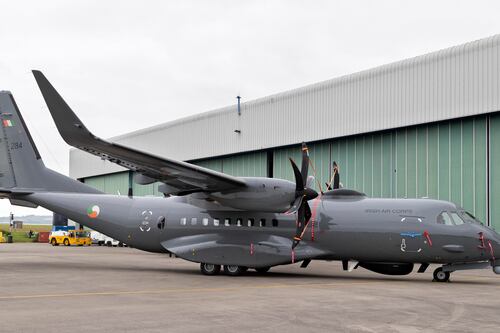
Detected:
[
  {"left": 449, "top": 212, "right": 464, "bottom": 225},
  {"left": 437, "top": 212, "right": 454, "bottom": 226},
  {"left": 437, "top": 211, "right": 466, "bottom": 226},
  {"left": 460, "top": 211, "right": 484, "bottom": 225}
]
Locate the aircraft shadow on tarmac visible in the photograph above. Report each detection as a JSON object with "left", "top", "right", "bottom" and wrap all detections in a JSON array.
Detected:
[{"left": 6, "top": 260, "right": 498, "bottom": 286}]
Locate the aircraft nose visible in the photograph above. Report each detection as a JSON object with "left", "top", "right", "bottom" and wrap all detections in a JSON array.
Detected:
[{"left": 488, "top": 230, "right": 500, "bottom": 259}]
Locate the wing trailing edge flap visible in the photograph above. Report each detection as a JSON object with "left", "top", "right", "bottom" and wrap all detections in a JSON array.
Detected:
[
  {"left": 161, "top": 234, "right": 328, "bottom": 267},
  {"left": 32, "top": 70, "right": 246, "bottom": 195}
]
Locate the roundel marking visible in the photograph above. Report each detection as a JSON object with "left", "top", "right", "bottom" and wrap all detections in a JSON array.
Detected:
[{"left": 87, "top": 205, "right": 100, "bottom": 219}]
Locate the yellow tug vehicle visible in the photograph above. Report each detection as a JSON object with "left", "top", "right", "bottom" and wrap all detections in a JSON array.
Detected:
[{"left": 49, "top": 230, "right": 92, "bottom": 246}]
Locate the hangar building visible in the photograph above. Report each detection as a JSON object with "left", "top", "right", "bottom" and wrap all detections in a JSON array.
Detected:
[{"left": 70, "top": 35, "right": 500, "bottom": 230}]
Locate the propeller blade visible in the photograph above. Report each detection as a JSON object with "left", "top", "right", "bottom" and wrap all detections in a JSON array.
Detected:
[
  {"left": 292, "top": 200, "right": 313, "bottom": 249},
  {"left": 289, "top": 158, "right": 304, "bottom": 192},
  {"left": 284, "top": 195, "right": 303, "bottom": 215},
  {"left": 304, "top": 201, "right": 312, "bottom": 222},
  {"left": 300, "top": 142, "right": 309, "bottom": 187},
  {"left": 292, "top": 202, "right": 306, "bottom": 249},
  {"left": 289, "top": 143, "right": 318, "bottom": 249}
]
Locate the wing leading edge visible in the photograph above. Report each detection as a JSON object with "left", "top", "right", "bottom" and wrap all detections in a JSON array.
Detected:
[{"left": 32, "top": 70, "right": 246, "bottom": 195}]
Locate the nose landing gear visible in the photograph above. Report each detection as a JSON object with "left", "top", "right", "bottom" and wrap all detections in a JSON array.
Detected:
[{"left": 433, "top": 267, "right": 450, "bottom": 282}]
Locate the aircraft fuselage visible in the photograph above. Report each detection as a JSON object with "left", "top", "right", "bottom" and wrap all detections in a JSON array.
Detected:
[{"left": 26, "top": 191, "right": 500, "bottom": 268}]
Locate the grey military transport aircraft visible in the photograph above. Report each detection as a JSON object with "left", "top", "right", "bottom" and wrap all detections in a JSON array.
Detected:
[{"left": 1, "top": 70, "right": 500, "bottom": 282}]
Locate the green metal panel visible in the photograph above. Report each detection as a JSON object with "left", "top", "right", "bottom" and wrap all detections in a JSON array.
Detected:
[
  {"left": 406, "top": 128, "right": 417, "bottom": 198},
  {"left": 474, "top": 117, "right": 487, "bottom": 224},
  {"left": 354, "top": 137, "right": 364, "bottom": 192},
  {"left": 132, "top": 182, "right": 155, "bottom": 196},
  {"left": 84, "top": 176, "right": 105, "bottom": 192},
  {"left": 308, "top": 142, "right": 330, "bottom": 192},
  {"left": 372, "top": 134, "right": 382, "bottom": 197},
  {"left": 438, "top": 122, "right": 450, "bottom": 201},
  {"left": 346, "top": 139, "right": 356, "bottom": 189},
  {"left": 84, "top": 172, "right": 129, "bottom": 195},
  {"left": 461, "top": 119, "right": 474, "bottom": 214},
  {"left": 222, "top": 151, "right": 267, "bottom": 177},
  {"left": 490, "top": 115, "right": 500, "bottom": 230},
  {"left": 381, "top": 132, "right": 392, "bottom": 197},
  {"left": 450, "top": 121, "right": 462, "bottom": 206},
  {"left": 273, "top": 145, "right": 301, "bottom": 182},
  {"left": 395, "top": 130, "right": 407, "bottom": 197},
  {"left": 333, "top": 139, "right": 349, "bottom": 189},
  {"left": 427, "top": 124, "right": 439, "bottom": 199},
  {"left": 363, "top": 136, "right": 373, "bottom": 196},
  {"left": 130, "top": 172, "right": 162, "bottom": 197},
  {"left": 416, "top": 127, "right": 427, "bottom": 198}
]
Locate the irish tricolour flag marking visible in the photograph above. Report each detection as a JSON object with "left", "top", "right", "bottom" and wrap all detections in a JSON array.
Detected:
[
  {"left": 2, "top": 119, "right": 14, "bottom": 127},
  {"left": 87, "top": 205, "right": 100, "bottom": 219}
]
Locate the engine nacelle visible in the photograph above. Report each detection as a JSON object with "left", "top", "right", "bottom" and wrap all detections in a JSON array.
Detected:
[
  {"left": 208, "top": 177, "right": 296, "bottom": 212},
  {"left": 359, "top": 262, "right": 414, "bottom": 276}
]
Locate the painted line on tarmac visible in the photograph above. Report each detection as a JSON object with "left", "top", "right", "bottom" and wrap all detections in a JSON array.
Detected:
[{"left": 0, "top": 281, "right": 374, "bottom": 300}]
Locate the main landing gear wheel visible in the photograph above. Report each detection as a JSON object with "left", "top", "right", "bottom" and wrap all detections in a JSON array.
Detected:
[
  {"left": 255, "top": 267, "right": 271, "bottom": 274},
  {"left": 200, "top": 263, "right": 221, "bottom": 276},
  {"left": 433, "top": 267, "right": 450, "bottom": 282},
  {"left": 223, "top": 265, "right": 247, "bottom": 276}
]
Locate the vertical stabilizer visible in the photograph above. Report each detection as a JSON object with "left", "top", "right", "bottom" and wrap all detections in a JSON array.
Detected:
[
  {"left": 0, "top": 91, "right": 101, "bottom": 195},
  {"left": 0, "top": 91, "right": 43, "bottom": 189}
]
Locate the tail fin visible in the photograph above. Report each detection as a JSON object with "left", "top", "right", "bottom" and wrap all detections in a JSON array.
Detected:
[{"left": 0, "top": 90, "right": 100, "bottom": 206}]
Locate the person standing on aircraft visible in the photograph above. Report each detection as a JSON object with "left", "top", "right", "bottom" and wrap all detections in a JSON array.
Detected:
[{"left": 326, "top": 161, "right": 340, "bottom": 190}]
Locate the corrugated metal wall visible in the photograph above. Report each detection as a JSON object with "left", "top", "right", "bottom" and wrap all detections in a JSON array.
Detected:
[
  {"left": 192, "top": 151, "right": 267, "bottom": 177},
  {"left": 84, "top": 172, "right": 129, "bottom": 195},
  {"left": 489, "top": 113, "right": 500, "bottom": 229},
  {"left": 70, "top": 35, "right": 500, "bottom": 180},
  {"left": 83, "top": 112, "right": 500, "bottom": 230},
  {"left": 271, "top": 116, "right": 490, "bottom": 226}
]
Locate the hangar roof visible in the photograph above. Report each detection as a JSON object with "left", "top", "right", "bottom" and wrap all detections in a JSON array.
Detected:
[{"left": 70, "top": 34, "right": 500, "bottom": 179}]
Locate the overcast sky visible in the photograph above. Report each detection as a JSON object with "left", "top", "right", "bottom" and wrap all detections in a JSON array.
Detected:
[{"left": 1, "top": 0, "right": 500, "bottom": 216}]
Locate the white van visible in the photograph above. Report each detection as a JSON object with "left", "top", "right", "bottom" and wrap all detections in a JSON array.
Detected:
[{"left": 90, "top": 231, "right": 106, "bottom": 246}]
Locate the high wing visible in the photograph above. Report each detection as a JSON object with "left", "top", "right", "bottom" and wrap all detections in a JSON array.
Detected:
[{"left": 32, "top": 70, "right": 246, "bottom": 195}]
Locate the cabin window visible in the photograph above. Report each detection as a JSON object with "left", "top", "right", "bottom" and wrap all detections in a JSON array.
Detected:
[
  {"left": 236, "top": 218, "right": 242, "bottom": 227},
  {"left": 180, "top": 218, "right": 187, "bottom": 226},
  {"left": 214, "top": 219, "right": 220, "bottom": 226},
  {"left": 157, "top": 216, "right": 166, "bottom": 229},
  {"left": 259, "top": 218, "right": 266, "bottom": 227},
  {"left": 191, "top": 218, "right": 197, "bottom": 225},
  {"left": 248, "top": 218, "right": 255, "bottom": 227},
  {"left": 202, "top": 218, "right": 209, "bottom": 226},
  {"left": 224, "top": 218, "right": 231, "bottom": 226},
  {"left": 437, "top": 212, "right": 454, "bottom": 226},
  {"left": 272, "top": 219, "right": 278, "bottom": 227}
]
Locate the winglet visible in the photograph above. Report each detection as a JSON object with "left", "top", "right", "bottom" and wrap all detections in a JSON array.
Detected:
[{"left": 32, "top": 70, "right": 94, "bottom": 147}]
